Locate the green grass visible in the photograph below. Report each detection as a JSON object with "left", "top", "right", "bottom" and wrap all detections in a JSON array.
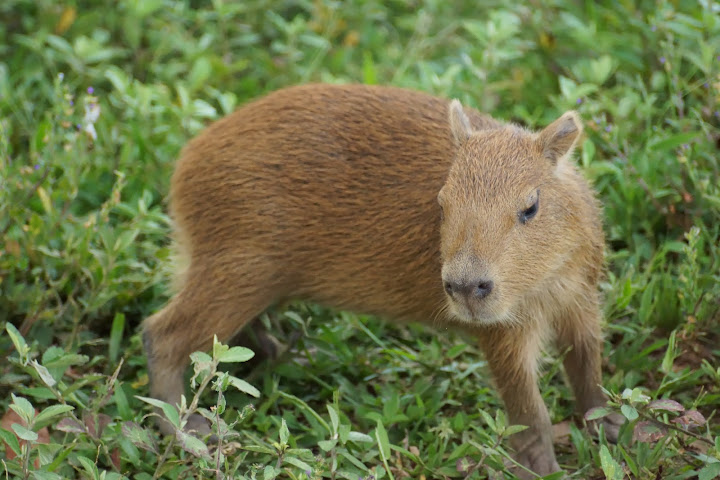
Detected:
[{"left": 1, "top": 1, "right": 719, "bottom": 479}]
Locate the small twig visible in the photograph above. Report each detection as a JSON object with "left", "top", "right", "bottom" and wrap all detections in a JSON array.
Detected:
[
  {"left": 154, "top": 361, "right": 217, "bottom": 479},
  {"left": 21, "top": 440, "right": 31, "bottom": 480},
  {"left": 640, "top": 411, "right": 713, "bottom": 446},
  {"left": 214, "top": 392, "right": 224, "bottom": 480},
  {"left": 464, "top": 435, "right": 503, "bottom": 480}
]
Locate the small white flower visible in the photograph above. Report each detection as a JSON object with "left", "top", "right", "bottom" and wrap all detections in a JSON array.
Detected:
[{"left": 82, "top": 102, "right": 101, "bottom": 140}]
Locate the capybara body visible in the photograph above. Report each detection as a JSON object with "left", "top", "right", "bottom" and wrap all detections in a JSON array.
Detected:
[{"left": 143, "top": 84, "right": 622, "bottom": 477}]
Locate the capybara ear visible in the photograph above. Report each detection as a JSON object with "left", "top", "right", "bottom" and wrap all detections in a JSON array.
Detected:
[
  {"left": 448, "top": 99, "right": 473, "bottom": 146},
  {"left": 538, "top": 111, "right": 583, "bottom": 164}
]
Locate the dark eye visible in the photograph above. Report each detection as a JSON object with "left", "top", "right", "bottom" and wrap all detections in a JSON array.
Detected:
[{"left": 519, "top": 193, "right": 539, "bottom": 224}]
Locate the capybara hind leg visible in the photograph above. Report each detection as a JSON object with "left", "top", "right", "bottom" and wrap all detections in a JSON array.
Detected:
[
  {"left": 142, "top": 271, "right": 274, "bottom": 436},
  {"left": 555, "top": 304, "right": 624, "bottom": 442},
  {"left": 230, "top": 318, "right": 284, "bottom": 364}
]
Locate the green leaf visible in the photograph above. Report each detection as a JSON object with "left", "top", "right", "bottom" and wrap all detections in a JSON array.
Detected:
[
  {"left": 649, "top": 132, "right": 698, "bottom": 152},
  {"left": 339, "top": 424, "right": 350, "bottom": 444},
  {"left": 189, "top": 349, "right": 212, "bottom": 364},
  {"left": 122, "top": 421, "right": 158, "bottom": 454},
  {"left": 217, "top": 346, "right": 255, "bottom": 363},
  {"left": 699, "top": 462, "right": 720, "bottom": 480},
  {"left": 243, "top": 445, "right": 275, "bottom": 455},
  {"left": 227, "top": 375, "right": 260, "bottom": 398},
  {"left": 589, "top": 55, "right": 615, "bottom": 84},
  {"left": 10, "top": 394, "right": 35, "bottom": 424},
  {"left": 599, "top": 445, "right": 623, "bottom": 480},
  {"left": 56, "top": 417, "right": 86, "bottom": 433},
  {"left": 338, "top": 449, "right": 371, "bottom": 471},
  {"left": 477, "top": 408, "right": 496, "bottom": 431},
  {"left": 620, "top": 404, "right": 639, "bottom": 421},
  {"left": 585, "top": 407, "right": 614, "bottom": 421},
  {"left": 42, "top": 353, "right": 89, "bottom": 372},
  {"left": 647, "top": 399, "right": 684, "bottom": 413},
  {"left": 347, "top": 431, "right": 373, "bottom": 443},
  {"left": 76, "top": 455, "right": 99, "bottom": 479},
  {"left": 503, "top": 424, "right": 529, "bottom": 436},
  {"left": 189, "top": 57, "right": 212, "bottom": 90},
  {"left": 284, "top": 456, "right": 313, "bottom": 472},
  {"left": 0, "top": 428, "right": 21, "bottom": 456},
  {"left": 279, "top": 418, "right": 289, "bottom": 445},
  {"left": 661, "top": 330, "right": 677, "bottom": 374},
  {"left": 6, "top": 322, "right": 29, "bottom": 359},
  {"left": 109, "top": 313, "right": 125, "bottom": 364},
  {"left": 34, "top": 404, "right": 74, "bottom": 427},
  {"left": 32, "top": 472, "right": 64, "bottom": 480},
  {"left": 318, "top": 439, "right": 337, "bottom": 451},
  {"left": 263, "top": 465, "right": 279, "bottom": 480},
  {"left": 327, "top": 404, "right": 339, "bottom": 435},
  {"left": 114, "top": 384, "right": 132, "bottom": 421},
  {"left": 176, "top": 430, "right": 211, "bottom": 458},
  {"left": 11, "top": 423, "right": 38, "bottom": 442},
  {"left": 31, "top": 360, "right": 56, "bottom": 387},
  {"left": 135, "top": 396, "right": 180, "bottom": 429},
  {"left": 362, "top": 51, "right": 377, "bottom": 85},
  {"left": 375, "top": 419, "right": 391, "bottom": 460}
]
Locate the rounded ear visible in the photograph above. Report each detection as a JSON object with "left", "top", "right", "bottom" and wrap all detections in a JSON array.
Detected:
[
  {"left": 538, "top": 111, "right": 583, "bottom": 164},
  {"left": 448, "top": 99, "right": 473, "bottom": 146}
]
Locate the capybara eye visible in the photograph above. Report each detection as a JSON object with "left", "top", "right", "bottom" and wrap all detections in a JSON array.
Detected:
[{"left": 519, "top": 192, "right": 540, "bottom": 224}]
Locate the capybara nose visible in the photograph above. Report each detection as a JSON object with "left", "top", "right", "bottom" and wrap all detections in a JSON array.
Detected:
[{"left": 444, "top": 279, "right": 494, "bottom": 300}]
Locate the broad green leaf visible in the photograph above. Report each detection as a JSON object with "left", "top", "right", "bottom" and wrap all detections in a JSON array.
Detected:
[
  {"left": 647, "top": 399, "right": 684, "bottom": 412},
  {"left": 599, "top": 445, "right": 623, "bottom": 480},
  {"left": 243, "top": 445, "right": 275, "bottom": 455},
  {"left": 263, "top": 465, "right": 279, "bottom": 480},
  {"left": 0, "top": 428, "right": 21, "bottom": 456},
  {"left": 114, "top": 384, "right": 132, "bottom": 421},
  {"left": 56, "top": 417, "right": 85, "bottom": 434},
  {"left": 176, "top": 430, "right": 210, "bottom": 458},
  {"left": 284, "top": 456, "right": 313, "bottom": 472},
  {"left": 109, "top": 313, "right": 125, "bottom": 363},
  {"left": 477, "top": 408, "right": 496, "bottom": 431},
  {"left": 318, "top": 439, "right": 337, "bottom": 451},
  {"left": 338, "top": 449, "right": 370, "bottom": 471},
  {"left": 585, "top": 407, "right": 614, "bottom": 421},
  {"left": 227, "top": 375, "right": 260, "bottom": 398},
  {"left": 76, "top": 455, "right": 99, "bottom": 479},
  {"left": 217, "top": 346, "right": 255, "bottom": 363},
  {"left": 135, "top": 396, "right": 180, "bottom": 429},
  {"left": 279, "top": 418, "right": 289, "bottom": 445},
  {"left": 30, "top": 360, "right": 56, "bottom": 387},
  {"left": 122, "top": 421, "right": 157, "bottom": 454},
  {"left": 503, "top": 424, "right": 529, "bottom": 436},
  {"left": 32, "top": 472, "right": 63, "bottom": 480},
  {"left": 621, "top": 405, "right": 639, "bottom": 421},
  {"left": 699, "top": 462, "right": 720, "bottom": 480},
  {"left": 347, "top": 431, "right": 373, "bottom": 443},
  {"left": 34, "top": 404, "right": 74, "bottom": 426},
  {"left": 10, "top": 394, "right": 35, "bottom": 424},
  {"left": 11, "top": 423, "right": 38, "bottom": 442},
  {"left": 649, "top": 132, "right": 698, "bottom": 152},
  {"left": 327, "top": 404, "right": 339, "bottom": 435},
  {"left": 375, "top": 419, "right": 391, "bottom": 460},
  {"left": 6, "top": 322, "right": 29, "bottom": 358}
]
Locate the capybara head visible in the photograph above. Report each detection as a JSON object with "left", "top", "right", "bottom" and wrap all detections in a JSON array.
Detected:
[{"left": 438, "top": 100, "right": 584, "bottom": 326}]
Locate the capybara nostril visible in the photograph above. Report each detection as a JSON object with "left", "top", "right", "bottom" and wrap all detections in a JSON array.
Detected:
[{"left": 475, "top": 280, "right": 494, "bottom": 299}]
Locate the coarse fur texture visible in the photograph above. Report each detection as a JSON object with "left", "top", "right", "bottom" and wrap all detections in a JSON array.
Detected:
[{"left": 142, "top": 83, "right": 623, "bottom": 478}]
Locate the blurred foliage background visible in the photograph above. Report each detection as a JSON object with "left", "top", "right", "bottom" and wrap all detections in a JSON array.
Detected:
[{"left": 0, "top": 1, "right": 718, "bottom": 479}]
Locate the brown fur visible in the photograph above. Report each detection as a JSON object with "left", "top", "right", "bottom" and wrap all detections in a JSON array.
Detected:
[{"left": 142, "top": 84, "right": 622, "bottom": 477}]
